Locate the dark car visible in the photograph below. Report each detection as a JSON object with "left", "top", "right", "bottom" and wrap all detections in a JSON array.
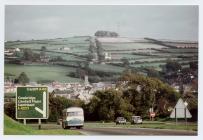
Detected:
[{"left": 115, "top": 117, "right": 127, "bottom": 125}]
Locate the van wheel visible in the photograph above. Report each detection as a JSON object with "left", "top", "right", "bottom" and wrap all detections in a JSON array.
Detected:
[
  {"left": 62, "top": 122, "right": 67, "bottom": 129},
  {"left": 76, "top": 126, "right": 81, "bottom": 129}
]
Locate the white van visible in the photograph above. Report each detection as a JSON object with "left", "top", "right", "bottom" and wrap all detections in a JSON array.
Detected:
[
  {"left": 62, "top": 107, "right": 84, "bottom": 129},
  {"left": 131, "top": 116, "right": 143, "bottom": 124}
]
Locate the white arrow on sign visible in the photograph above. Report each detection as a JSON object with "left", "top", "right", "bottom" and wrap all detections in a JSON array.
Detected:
[{"left": 35, "top": 91, "right": 46, "bottom": 118}]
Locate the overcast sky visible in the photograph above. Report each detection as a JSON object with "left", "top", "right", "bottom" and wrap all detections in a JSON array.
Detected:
[{"left": 5, "top": 5, "right": 198, "bottom": 41}]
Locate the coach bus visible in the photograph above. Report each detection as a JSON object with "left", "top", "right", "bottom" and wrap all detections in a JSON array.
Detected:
[{"left": 62, "top": 107, "right": 84, "bottom": 129}]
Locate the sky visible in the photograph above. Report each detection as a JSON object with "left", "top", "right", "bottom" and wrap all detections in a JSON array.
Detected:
[{"left": 5, "top": 5, "right": 198, "bottom": 41}]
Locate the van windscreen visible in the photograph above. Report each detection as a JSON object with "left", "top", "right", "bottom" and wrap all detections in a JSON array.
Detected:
[{"left": 67, "top": 112, "right": 83, "bottom": 116}]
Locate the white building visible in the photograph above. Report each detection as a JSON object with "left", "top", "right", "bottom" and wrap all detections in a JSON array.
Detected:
[{"left": 104, "top": 52, "right": 111, "bottom": 60}]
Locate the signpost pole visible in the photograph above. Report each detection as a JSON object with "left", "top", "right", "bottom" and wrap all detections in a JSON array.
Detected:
[
  {"left": 149, "top": 113, "right": 151, "bottom": 121},
  {"left": 23, "top": 119, "right": 26, "bottom": 125},
  {"left": 38, "top": 119, "right": 41, "bottom": 130},
  {"left": 175, "top": 108, "right": 177, "bottom": 125},
  {"left": 185, "top": 108, "right": 187, "bottom": 127}
]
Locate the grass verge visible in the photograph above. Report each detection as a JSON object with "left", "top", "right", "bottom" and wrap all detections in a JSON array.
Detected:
[
  {"left": 4, "top": 115, "right": 81, "bottom": 135},
  {"left": 84, "top": 121, "right": 197, "bottom": 131}
]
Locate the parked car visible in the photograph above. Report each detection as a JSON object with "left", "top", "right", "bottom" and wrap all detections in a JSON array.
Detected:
[
  {"left": 131, "top": 116, "right": 142, "bottom": 124},
  {"left": 115, "top": 117, "right": 127, "bottom": 125}
]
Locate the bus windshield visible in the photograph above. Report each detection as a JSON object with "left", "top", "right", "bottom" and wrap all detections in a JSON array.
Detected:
[{"left": 67, "top": 111, "right": 83, "bottom": 116}]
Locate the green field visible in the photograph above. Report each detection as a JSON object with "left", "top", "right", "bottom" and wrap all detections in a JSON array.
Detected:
[
  {"left": 163, "top": 48, "right": 198, "bottom": 53},
  {"left": 84, "top": 121, "right": 197, "bottom": 131},
  {"left": 112, "top": 54, "right": 150, "bottom": 60},
  {"left": 34, "top": 51, "right": 83, "bottom": 61},
  {"left": 5, "top": 36, "right": 90, "bottom": 50},
  {"left": 102, "top": 42, "right": 167, "bottom": 50},
  {"left": 89, "top": 64, "right": 125, "bottom": 73},
  {"left": 5, "top": 37, "right": 198, "bottom": 78},
  {"left": 4, "top": 115, "right": 81, "bottom": 135},
  {"left": 5, "top": 64, "right": 81, "bottom": 83}
]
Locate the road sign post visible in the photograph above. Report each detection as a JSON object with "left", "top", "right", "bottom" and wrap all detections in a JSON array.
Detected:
[
  {"left": 175, "top": 108, "right": 177, "bottom": 125},
  {"left": 23, "top": 119, "right": 26, "bottom": 125},
  {"left": 38, "top": 119, "right": 41, "bottom": 130},
  {"left": 185, "top": 108, "right": 187, "bottom": 127},
  {"left": 16, "top": 87, "right": 48, "bottom": 125},
  {"left": 149, "top": 108, "right": 154, "bottom": 121}
]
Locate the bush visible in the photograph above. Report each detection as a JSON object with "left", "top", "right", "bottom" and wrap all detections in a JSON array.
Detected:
[{"left": 4, "top": 102, "right": 16, "bottom": 120}]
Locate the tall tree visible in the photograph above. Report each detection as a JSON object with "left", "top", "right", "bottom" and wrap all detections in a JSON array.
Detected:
[
  {"left": 165, "top": 60, "right": 182, "bottom": 73},
  {"left": 118, "top": 72, "right": 180, "bottom": 117},
  {"left": 18, "top": 72, "right": 29, "bottom": 85}
]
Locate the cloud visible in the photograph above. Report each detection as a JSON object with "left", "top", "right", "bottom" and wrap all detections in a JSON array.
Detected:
[{"left": 5, "top": 5, "right": 198, "bottom": 41}]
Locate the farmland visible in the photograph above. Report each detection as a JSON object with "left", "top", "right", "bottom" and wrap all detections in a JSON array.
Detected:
[
  {"left": 102, "top": 42, "right": 167, "bottom": 51},
  {"left": 99, "top": 37, "right": 198, "bottom": 72},
  {"left": 4, "top": 36, "right": 198, "bottom": 83},
  {"left": 5, "top": 64, "right": 81, "bottom": 83},
  {"left": 89, "top": 64, "right": 125, "bottom": 73}
]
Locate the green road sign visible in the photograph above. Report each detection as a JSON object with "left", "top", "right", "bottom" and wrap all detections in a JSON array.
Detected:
[{"left": 16, "top": 87, "right": 49, "bottom": 119}]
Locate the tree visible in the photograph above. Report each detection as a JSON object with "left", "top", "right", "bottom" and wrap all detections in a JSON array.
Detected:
[
  {"left": 4, "top": 102, "right": 16, "bottom": 120},
  {"left": 41, "top": 46, "right": 47, "bottom": 51},
  {"left": 49, "top": 93, "right": 85, "bottom": 122},
  {"left": 147, "top": 68, "right": 162, "bottom": 79},
  {"left": 86, "top": 89, "right": 134, "bottom": 121},
  {"left": 23, "top": 48, "right": 40, "bottom": 62},
  {"left": 23, "top": 48, "right": 33, "bottom": 61},
  {"left": 121, "top": 58, "right": 130, "bottom": 68},
  {"left": 189, "top": 61, "right": 198, "bottom": 70},
  {"left": 95, "top": 30, "right": 119, "bottom": 37},
  {"left": 18, "top": 72, "right": 29, "bottom": 85},
  {"left": 118, "top": 72, "right": 180, "bottom": 117},
  {"left": 165, "top": 60, "right": 182, "bottom": 73}
]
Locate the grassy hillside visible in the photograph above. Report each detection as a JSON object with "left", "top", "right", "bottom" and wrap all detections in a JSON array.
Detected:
[
  {"left": 5, "top": 64, "right": 81, "bottom": 83},
  {"left": 4, "top": 115, "right": 81, "bottom": 135}
]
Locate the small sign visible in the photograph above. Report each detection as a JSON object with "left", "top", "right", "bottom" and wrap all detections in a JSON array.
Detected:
[
  {"left": 150, "top": 112, "right": 156, "bottom": 118},
  {"left": 16, "top": 87, "right": 49, "bottom": 119},
  {"left": 170, "top": 98, "right": 192, "bottom": 118}
]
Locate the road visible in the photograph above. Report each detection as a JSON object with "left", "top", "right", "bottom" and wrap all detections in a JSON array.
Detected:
[
  {"left": 79, "top": 127, "right": 197, "bottom": 135},
  {"left": 28, "top": 123, "right": 197, "bottom": 136}
]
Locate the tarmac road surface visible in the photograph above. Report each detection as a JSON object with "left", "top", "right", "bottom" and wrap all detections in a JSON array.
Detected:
[
  {"left": 27, "top": 123, "right": 197, "bottom": 136},
  {"left": 79, "top": 127, "right": 197, "bottom": 136}
]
